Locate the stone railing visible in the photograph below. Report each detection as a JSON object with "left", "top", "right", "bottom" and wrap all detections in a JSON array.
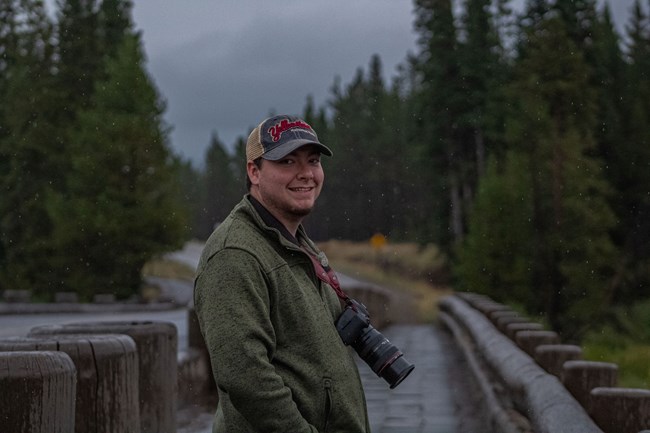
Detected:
[{"left": 439, "top": 292, "right": 650, "bottom": 433}]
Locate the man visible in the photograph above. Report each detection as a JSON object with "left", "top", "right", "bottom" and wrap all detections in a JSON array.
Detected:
[{"left": 194, "top": 114, "right": 371, "bottom": 433}]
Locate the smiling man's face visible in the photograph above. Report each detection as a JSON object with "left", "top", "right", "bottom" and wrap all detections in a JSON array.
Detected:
[{"left": 248, "top": 144, "right": 324, "bottom": 233}]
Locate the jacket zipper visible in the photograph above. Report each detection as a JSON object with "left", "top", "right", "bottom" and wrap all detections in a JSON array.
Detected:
[{"left": 323, "top": 377, "right": 333, "bottom": 433}]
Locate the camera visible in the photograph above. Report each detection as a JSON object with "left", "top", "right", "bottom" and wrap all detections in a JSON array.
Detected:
[{"left": 335, "top": 299, "right": 414, "bottom": 389}]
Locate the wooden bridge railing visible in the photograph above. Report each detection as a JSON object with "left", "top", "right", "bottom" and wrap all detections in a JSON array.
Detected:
[
  {"left": 0, "top": 284, "right": 388, "bottom": 433},
  {"left": 439, "top": 292, "right": 650, "bottom": 433}
]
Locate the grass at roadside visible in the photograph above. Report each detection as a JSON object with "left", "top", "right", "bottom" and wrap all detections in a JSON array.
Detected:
[
  {"left": 141, "top": 257, "right": 196, "bottom": 281},
  {"left": 139, "top": 257, "right": 196, "bottom": 301},
  {"left": 318, "top": 240, "right": 452, "bottom": 323},
  {"left": 583, "top": 341, "right": 650, "bottom": 388},
  {"left": 581, "top": 300, "right": 650, "bottom": 389}
]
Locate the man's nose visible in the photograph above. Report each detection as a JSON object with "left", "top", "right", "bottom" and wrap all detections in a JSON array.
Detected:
[{"left": 296, "top": 162, "right": 315, "bottom": 179}]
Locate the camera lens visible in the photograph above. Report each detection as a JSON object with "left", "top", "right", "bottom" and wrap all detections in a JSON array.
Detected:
[{"left": 353, "top": 326, "right": 415, "bottom": 389}]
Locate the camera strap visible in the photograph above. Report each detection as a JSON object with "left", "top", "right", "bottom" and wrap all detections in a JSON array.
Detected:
[{"left": 301, "top": 248, "right": 350, "bottom": 304}]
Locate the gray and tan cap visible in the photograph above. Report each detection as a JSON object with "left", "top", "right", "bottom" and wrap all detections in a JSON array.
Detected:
[{"left": 246, "top": 114, "right": 333, "bottom": 161}]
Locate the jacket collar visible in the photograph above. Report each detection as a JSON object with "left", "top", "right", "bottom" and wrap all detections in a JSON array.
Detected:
[
  {"left": 247, "top": 195, "right": 301, "bottom": 246},
  {"left": 243, "top": 195, "right": 331, "bottom": 273},
  {"left": 242, "top": 195, "right": 308, "bottom": 251}
]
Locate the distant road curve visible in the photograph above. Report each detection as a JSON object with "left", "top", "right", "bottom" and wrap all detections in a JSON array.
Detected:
[
  {"left": 164, "top": 240, "right": 205, "bottom": 270},
  {"left": 165, "top": 241, "right": 380, "bottom": 291}
]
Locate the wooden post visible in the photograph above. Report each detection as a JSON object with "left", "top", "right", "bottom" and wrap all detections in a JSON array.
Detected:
[
  {"left": 29, "top": 320, "right": 177, "bottom": 433},
  {"left": 589, "top": 387, "right": 650, "bottom": 433},
  {"left": 369, "top": 288, "right": 391, "bottom": 328},
  {"left": 505, "top": 322, "right": 544, "bottom": 340},
  {"left": 488, "top": 310, "right": 519, "bottom": 326},
  {"left": 534, "top": 344, "right": 583, "bottom": 377},
  {"left": 188, "top": 307, "right": 206, "bottom": 351},
  {"left": 562, "top": 360, "right": 618, "bottom": 409},
  {"left": 0, "top": 351, "right": 76, "bottom": 433},
  {"left": 187, "top": 307, "right": 216, "bottom": 394},
  {"left": 179, "top": 308, "right": 213, "bottom": 406},
  {"left": 54, "top": 292, "right": 78, "bottom": 303},
  {"left": 0, "top": 335, "right": 139, "bottom": 433},
  {"left": 496, "top": 315, "right": 529, "bottom": 334},
  {"left": 515, "top": 330, "right": 560, "bottom": 357},
  {"left": 472, "top": 300, "right": 511, "bottom": 318}
]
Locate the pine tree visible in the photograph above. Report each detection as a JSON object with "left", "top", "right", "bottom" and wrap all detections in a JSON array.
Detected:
[
  {"left": 591, "top": 4, "right": 626, "bottom": 159},
  {"left": 518, "top": 15, "right": 615, "bottom": 335},
  {"left": 460, "top": 12, "right": 618, "bottom": 337},
  {"left": 325, "top": 68, "right": 374, "bottom": 240},
  {"left": 97, "top": 0, "right": 131, "bottom": 59},
  {"left": 175, "top": 157, "right": 204, "bottom": 240},
  {"left": 370, "top": 58, "right": 416, "bottom": 241},
  {"left": 612, "top": 0, "right": 650, "bottom": 302},
  {"left": 413, "top": 0, "right": 467, "bottom": 246},
  {"left": 304, "top": 56, "right": 429, "bottom": 242},
  {"left": 47, "top": 33, "right": 186, "bottom": 300},
  {"left": 454, "top": 0, "right": 511, "bottom": 237},
  {"left": 458, "top": 0, "right": 499, "bottom": 174},
  {"left": 360, "top": 55, "right": 393, "bottom": 237},
  {"left": 55, "top": 0, "right": 101, "bottom": 115},
  {"left": 0, "top": 0, "right": 62, "bottom": 294},
  {"left": 553, "top": 0, "right": 598, "bottom": 51},
  {"left": 456, "top": 151, "right": 536, "bottom": 307},
  {"left": 585, "top": 4, "right": 632, "bottom": 302},
  {"left": 231, "top": 136, "right": 248, "bottom": 188},
  {"left": 201, "top": 133, "right": 240, "bottom": 239}
]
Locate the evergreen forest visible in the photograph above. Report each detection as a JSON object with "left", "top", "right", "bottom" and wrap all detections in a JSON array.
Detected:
[{"left": 1, "top": 0, "right": 649, "bottom": 341}]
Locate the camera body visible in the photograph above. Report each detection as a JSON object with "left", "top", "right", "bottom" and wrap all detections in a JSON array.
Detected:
[{"left": 335, "top": 299, "right": 414, "bottom": 389}]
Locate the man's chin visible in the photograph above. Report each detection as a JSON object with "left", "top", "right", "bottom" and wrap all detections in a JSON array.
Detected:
[
  {"left": 293, "top": 207, "right": 313, "bottom": 217},
  {"left": 290, "top": 206, "right": 313, "bottom": 218}
]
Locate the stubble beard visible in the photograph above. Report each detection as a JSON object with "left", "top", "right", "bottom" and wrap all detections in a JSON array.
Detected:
[{"left": 261, "top": 191, "right": 316, "bottom": 225}]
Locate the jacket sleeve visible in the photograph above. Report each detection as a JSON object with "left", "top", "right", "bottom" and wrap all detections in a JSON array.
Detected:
[{"left": 194, "top": 247, "right": 318, "bottom": 433}]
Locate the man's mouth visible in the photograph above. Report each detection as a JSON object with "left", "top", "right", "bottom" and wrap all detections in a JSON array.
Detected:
[{"left": 289, "top": 187, "right": 313, "bottom": 192}]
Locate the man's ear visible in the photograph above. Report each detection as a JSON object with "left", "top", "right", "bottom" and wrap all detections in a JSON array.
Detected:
[{"left": 247, "top": 160, "right": 261, "bottom": 186}]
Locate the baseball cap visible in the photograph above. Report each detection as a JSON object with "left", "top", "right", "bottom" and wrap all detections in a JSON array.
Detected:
[{"left": 246, "top": 115, "right": 333, "bottom": 161}]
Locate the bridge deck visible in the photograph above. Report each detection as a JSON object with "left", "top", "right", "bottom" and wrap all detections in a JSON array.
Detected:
[
  {"left": 180, "top": 324, "right": 483, "bottom": 433},
  {"left": 358, "top": 324, "right": 482, "bottom": 433}
]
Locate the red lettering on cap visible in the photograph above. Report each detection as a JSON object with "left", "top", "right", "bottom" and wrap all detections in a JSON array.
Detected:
[{"left": 268, "top": 119, "right": 313, "bottom": 142}]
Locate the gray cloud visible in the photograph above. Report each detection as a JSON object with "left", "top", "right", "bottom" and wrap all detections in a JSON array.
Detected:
[
  {"left": 134, "top": 0, "right": 418, "bottom": 165},
  {"left": 45, "top": 0, "right": 638, "bottom": 165}
]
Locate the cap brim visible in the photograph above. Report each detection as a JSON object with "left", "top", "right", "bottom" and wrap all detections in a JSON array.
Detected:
[{"left": 262, "top": 139, "right": 333, "bottom": 161}]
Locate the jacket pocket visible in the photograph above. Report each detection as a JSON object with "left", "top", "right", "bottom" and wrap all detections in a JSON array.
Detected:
[{"left": 322, "top": 377, "right": 333, "bottom": 433}]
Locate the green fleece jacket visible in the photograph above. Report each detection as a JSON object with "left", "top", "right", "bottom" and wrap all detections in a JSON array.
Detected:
[{"left": 194, "top": 196, "right": 370, "bottom": 433}]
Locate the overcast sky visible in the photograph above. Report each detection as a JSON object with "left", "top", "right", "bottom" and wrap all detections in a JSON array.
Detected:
[
  {"left": 129, "top": 0, "right": 421, "bottom": 165},
  {"left": 48, "top": 1, "right": 640, "bottom": 166}
]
